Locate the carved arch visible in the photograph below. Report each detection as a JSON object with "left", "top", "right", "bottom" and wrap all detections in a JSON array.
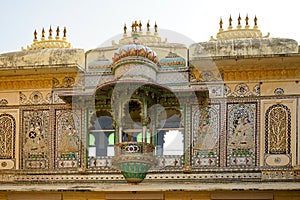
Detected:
[
  {"left": 265, "top": 104, "right": 291, "bottom": 154},
  {"left": 0, "top": 114, "right": 16, "bottom": 159}
]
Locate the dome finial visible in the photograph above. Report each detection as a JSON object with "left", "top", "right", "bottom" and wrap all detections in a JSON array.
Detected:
[
  {"left": 245, "top": 14, "right": 249, "bottom": 29},
  {"left": 138, "top": 20, "right": 142, "bottom": 32},
  {"left": 48, "top": 26, "right": 53, "bottom": 39},
  {"left": 23, "top": 26, "right": 72, "bottom": 50},
  {"left": 134, "top": 20, "right": 138, "bottom": 32},
  {"left": 147, "top": 20, "right": 150, "bottom": 32},
  {"left": 131, "top": 21, "right": 134, "bottom": 32},
  {"left": 228, "top": 15, "right": 233, "bottom": 30},
  {"left": 219, "top": 17, "right": 223, "bottom": 31},
  {"left": 41, "top": 28, "right": 45, "bottom": 40},
  {"left": 237, "top": 13, "right": 242, "bottom": 29},
  {"left": 238, "top": 14, "right": 241, "bottom": 25},
  {"left": 56, "top": 26, "right": 60, "bottom": 39},
  {"left": 33, "top": 29, "right": 37, "bottom": 41},
  {"left": 124, "top": 23, "right": 127, "bottom": 34},
  {"left": 254, "top": 15, "right": 258, "bottom": 29},
  {"left": 63, "top": 27, "right": 67, "bottom": 40},
  {"left": 154, "top": 22, "right": 158, "bottom": 33}
]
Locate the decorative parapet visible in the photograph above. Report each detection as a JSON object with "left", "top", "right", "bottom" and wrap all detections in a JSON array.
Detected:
[{"left": 22, "top": 26, "right": 71, "bottom": 51}]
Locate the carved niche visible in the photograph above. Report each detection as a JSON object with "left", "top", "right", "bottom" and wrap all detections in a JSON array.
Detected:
[
  {"left": 0, "top": 114, "right": 16, "bottom": 159},
  {"left": 55, "top": 110, "right": 81, "bottom": 169},
  {"left": 227, "top": 103, "right": 257, "bottom": 167},
  {"left": 192, "top": 104, "right": 220, "bottom": 167},
  {"left": 265, "top": 104, "right": 291, "bottom": 154},
  {"left": 22, "top": 110, "right": 50, "bottom": 169}
]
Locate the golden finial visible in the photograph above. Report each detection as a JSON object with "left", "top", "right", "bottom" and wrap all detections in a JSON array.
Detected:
[
  {"left": 33, "top": 29, "right": 37, "bottom": 41},
  {"left": 154, "top": 22, "right": 158, "bottom": 32},
  {"left": 41, "top": 28, "right": 45, "bottom": 40},
  {"left": 228, "top": 15, "right": 232, "bottom": 29},
  {"left": 254, "top": 15, "right": 258, "bottom": 26},
  {"left": 23, "top": 26, "right": 72, "bottom": 50},
  {"left": 131, "top": 22, "right": 134, "bottom": 32},
  {"left": 56, "top": 26, "right": 60, "bottom": 39},
  {"left": 147, "top": 20, "right": 150, "bottom": 32},
  {"left": 134, "top": 20, "right": 138, "bottom": 32},
  {"left": 138, "top": 20, "right": 142, "bottom": 32},
  {"left": 124, "top": 23, "right": 127, "bottom": 34},
  {"left": 219, "top": 17, "right": 223, "bottom": 29},
  {"left": 49, "top": 26, "right": 53, "bottom": 39},
  {"left": 245, "top": 14, "right": 249, "bottom": 26},
  {"left": 237, "top": 14, "right": 242, "bottom": 29},
  {"left": 63, "top": 27, "right": 67, "bottom": 39}
]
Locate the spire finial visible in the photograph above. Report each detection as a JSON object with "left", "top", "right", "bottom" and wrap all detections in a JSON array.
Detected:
[
  {"left": 138, "top": 20, "right": 142, "bottom": 32},
  {"left": 254, "top": 15, "right": 258, "bottom": 29},
  {"left": 147, "top": 20, "right": 150, "bottom": 32},
  {"left": 124, "top": 23, "right": 127, "bottom": 34},
  {"left": 63, "top": 27, "right": 67, "bottom": 39},
  {"left": 33, "top": 29, "right": 37, "bottom": 41},
  {"left": 56, "top": 26, "right": 60, "bottom": 39},
  {"left": 228, "top": 15, "right": 233, "bottom": 29},
  {"left": 245, "top": 14, "right": 249, "bottom": 26},
  {"left": 237, "top": 13, "right": 242, "bottom": 29},
  {"left": 48, "top": 26, "right": 53, "bottom": 39},
  {"left": 154, "top": 22, "right": 158, "bottom": 33},
  {"left": 131, "top": 21, "right": 134, "bottom": 32},
  {"left": 134, "top": 20, "right": 138, "bottom": 32},
  {"left": 41, "top": 28, "right": 45, "bottom": 40},
  {"left": 24, "top": 26, "right": 72, "bottom": 50},
  {"left": 219, "top": 17, "right": 223, "bottom": 30},
  {"left": 245, "top": 14, "right": 249, "bottom": 29}
]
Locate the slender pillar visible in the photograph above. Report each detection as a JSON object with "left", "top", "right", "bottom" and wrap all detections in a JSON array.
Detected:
[
  {"left": 142, "top": 98, "right": 148, "bottom": 143},
  {"left": 118, "top": 99, "right": 123, "bottom": 143},
  {"left": 182, "top": 98, "right": 192, "bottom": 172}
]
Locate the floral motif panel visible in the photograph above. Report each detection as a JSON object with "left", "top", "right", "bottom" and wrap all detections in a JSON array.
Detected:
[
  {"left": 55, "top": 110, "right": 81, "bottom": 169},
  {"left": 265, "top": 104, "right": 291, "bottom": 154},
  {"left": 22, "top": 110, "right": 50, "bottom": 169},
  {"left": 226, "top": 103, "right": 257, "bottom": 167},
  {"left": 192, "top": 104, "right": 220, "bottom": 167},
  {"left": 0, "top": 114, "right": 15, "bottom": 159}
]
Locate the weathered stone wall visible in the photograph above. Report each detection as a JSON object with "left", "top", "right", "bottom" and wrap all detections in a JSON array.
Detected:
[{"left": 190, "top": 38, "right": 298, "bottom": 57}]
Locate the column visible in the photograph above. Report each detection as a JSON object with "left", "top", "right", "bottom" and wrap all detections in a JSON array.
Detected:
[{"left": 142, "top": 98, "right": 148, "bottom": 143}]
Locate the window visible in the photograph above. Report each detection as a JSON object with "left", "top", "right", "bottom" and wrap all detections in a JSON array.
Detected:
[
  {"left": 156, "top": 108, "right": 183, "bottom": 156},
  {"left": 89, "top": 111, "right": 114, "bottom": 157}
]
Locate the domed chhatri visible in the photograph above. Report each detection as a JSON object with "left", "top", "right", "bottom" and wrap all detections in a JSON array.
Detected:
[{"left": 112, "top": 44, "right": 158, "bottom": 64}]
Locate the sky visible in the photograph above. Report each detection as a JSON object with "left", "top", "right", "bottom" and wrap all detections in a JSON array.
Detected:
[{"left": 0, "top": 0, "right": 299, "bottom": 53}]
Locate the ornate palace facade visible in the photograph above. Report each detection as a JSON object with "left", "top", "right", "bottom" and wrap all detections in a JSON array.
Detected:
[{"left": 0, "top": 16, "right": 300, "bottom": 199}]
